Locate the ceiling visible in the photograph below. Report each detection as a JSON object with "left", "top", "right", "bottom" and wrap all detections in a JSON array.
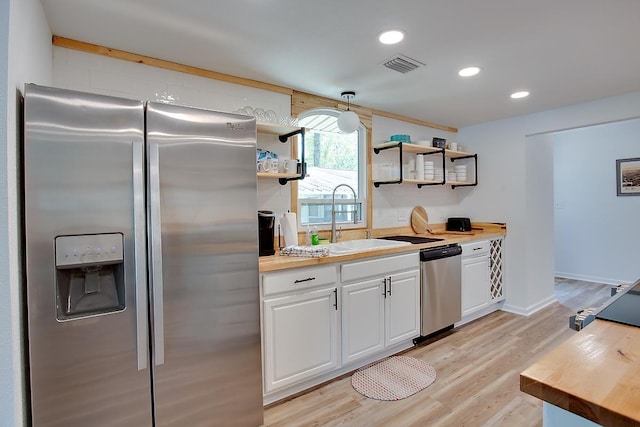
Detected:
[{"left": 40, "top": 0, "right": 640, "bottom": 129}]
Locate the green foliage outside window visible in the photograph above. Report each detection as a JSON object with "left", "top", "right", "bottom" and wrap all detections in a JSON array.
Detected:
[{"left": 306, "top": 130, "right": 357, "bottom": 171}]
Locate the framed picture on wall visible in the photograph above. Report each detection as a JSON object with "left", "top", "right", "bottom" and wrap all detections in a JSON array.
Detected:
[{"left": 616, "top": 157, "right": 640, "bottom": 196}]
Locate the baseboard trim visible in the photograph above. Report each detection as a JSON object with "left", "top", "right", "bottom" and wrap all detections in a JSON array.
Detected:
[
  {"left": 554, "top": 272, "right": 629, "bottom": 286},
  {"left": 502, "top": 294, "right": 557, "bottom": 316}
]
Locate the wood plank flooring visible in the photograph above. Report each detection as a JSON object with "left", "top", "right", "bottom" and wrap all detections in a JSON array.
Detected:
[{"left": 264, "top": 278, "right": 613, "bottom": 426}]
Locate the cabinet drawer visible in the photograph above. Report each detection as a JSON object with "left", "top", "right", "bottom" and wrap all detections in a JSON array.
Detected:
[
  {"left": 341, "top": 252, "right": 419, "bottom": 283},
  {"left": 262, "top": 265, "right": 337, "bottom": 296},
  {"left": 461, "top": 240, "right": 489, "bottom": 257}
]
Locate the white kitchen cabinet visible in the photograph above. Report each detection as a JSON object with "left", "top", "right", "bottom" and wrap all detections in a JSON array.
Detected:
[
  {"left": 461, "top": 254, "right": 490, "bottom": 315},
  {"left": 385, "top": 271, "right": 421, "bottom": 345},
  {"left": 460, "top": 238, "right": 506, "bottom": 322},
  {"left": 261, "top": 253, "right": 419, "bottom": 402},
  {"left": 461, "top": 240, "right": 490, "bottom": 316},
  {"left": 341, "top": 253, "right": 420, "bottom": 365},
  {"left": 261, "top": 265, "right": 339, "bottom": 394},
  {"left": 341, "top": 278, "right": 385, "bottom": 363}
]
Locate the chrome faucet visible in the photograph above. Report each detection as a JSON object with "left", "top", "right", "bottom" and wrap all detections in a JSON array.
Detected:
[{"left": 331, "top": 184, "right": 358, "bottom": 243}]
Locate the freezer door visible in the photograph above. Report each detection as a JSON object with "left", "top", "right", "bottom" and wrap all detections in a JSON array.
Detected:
[
  {"left": 23, "top": 84, "right": 152, "bottom": 426},
  {"left": 146, "top": 102, "right": 262, "bottom": 426}
]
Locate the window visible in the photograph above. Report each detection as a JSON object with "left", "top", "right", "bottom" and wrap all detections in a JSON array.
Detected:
[{"left": 297, "top": 109, "right": 367, "bottom": 230}]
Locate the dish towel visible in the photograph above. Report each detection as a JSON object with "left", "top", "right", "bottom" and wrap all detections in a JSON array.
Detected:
[{"left": 280, "top": 245, "right": 329, "bottom": 258}]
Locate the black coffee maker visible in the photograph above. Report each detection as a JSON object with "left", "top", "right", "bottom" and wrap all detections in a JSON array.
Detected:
[{"left": 258, "top": 210, "right": 276, "bottom": 256}]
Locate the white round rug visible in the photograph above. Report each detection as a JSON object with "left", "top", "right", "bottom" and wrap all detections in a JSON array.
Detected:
[{"left": 351, "top": 356, "right": 437, "bottom": 401}]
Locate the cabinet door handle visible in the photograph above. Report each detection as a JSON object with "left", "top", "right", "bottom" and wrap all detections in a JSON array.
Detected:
[
  {"left": 333, "top": 288, "right": 338, "bottom": 310},
  {"left": 382, "top": 277, "right": 388, "bottom": 298},
  {"left": 387, "top": 276, "right": 392, "bottom": 296},
  {"left": 294, "top": 277, "right": 316, "bottom": 284}
]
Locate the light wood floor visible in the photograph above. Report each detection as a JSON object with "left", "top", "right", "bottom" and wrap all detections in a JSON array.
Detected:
[{"left": 264, "top": 278, "right": 613, "bottom": 426}]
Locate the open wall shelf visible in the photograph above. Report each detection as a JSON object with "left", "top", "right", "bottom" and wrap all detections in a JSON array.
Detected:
[
  {"left": 372, "top": 141, "right": 478, "bottom": 189},
  {"left": 257, "top": 123, "right": 306, "bottom": 185}
]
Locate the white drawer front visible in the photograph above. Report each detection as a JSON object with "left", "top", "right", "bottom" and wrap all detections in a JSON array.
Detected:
[
  {"left": 341, "top": 252, "right": 419, "bottom": 283},
  {"left": 461, "top": 240, "right": 489, "bottom": 257},
  {"left": 262, "top": 265, "right": 337, "bottom": 296}
]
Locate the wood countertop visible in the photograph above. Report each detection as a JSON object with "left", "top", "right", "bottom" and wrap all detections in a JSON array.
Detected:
[
  {"left": 259, "top": 222, "right": 506, "bottom": 273},
  {"left": 520, "top": 319, "right": 640, "bottom": 426}
]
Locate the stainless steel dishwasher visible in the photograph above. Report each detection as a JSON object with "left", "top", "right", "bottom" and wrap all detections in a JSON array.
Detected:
[{"left": 417, "top": 244, "right": 463, "bottom": 342}]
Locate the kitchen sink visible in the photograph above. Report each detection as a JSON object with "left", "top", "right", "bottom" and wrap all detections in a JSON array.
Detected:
[{"left": 328, "top": 238, "right": 412, "bottom": 255}]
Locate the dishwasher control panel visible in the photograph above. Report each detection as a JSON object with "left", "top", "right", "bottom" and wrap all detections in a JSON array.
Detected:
[{"left": 420, "top": 244, "right": 462, "bottom": 261}]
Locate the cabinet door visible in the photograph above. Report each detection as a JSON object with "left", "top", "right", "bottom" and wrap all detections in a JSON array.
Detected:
[
  {"left": 385, "top": 270, "right": 420, "bottom": 346},
  {"left": 341, "top": 279, "right": 385, "bottom": 365},
  {"left": 263, "top": 287, "right": 339, "bottom": 393},
  {"left": 461, "top": 256, "right": 490, "bottom": 315}
]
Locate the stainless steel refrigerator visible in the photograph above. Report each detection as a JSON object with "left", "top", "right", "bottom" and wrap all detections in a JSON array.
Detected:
[{"left": 23, "top": 84, "right": 263, "bottom": 426}]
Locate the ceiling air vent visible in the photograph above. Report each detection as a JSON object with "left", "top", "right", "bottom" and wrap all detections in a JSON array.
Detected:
[{"left": 383, "top": 54, "right": 425, "bottom": 74}]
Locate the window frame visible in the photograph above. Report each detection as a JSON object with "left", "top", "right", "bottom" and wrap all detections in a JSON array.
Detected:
[{"left": 296, "top": 108, "right": 368, "bottom": 231}]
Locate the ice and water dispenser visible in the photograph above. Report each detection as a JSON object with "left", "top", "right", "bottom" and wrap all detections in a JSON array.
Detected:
[{"left": 55, "top": 233, "right": 125, "bottom": 320}]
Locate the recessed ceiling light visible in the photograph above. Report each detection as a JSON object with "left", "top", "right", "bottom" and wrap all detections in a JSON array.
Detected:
[
  {"left": 510, "top": 91, "right": 530, "bottom": 99},
  {"left": 378, "top": 30, "right": 404, "bottom": 45},
  {"left": 458, "top": 67, "right": 480, "bottom": 77}
]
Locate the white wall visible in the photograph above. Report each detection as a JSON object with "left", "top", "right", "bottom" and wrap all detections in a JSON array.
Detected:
[
  {"left": 553, "top": 118, "right": 640, "bottom": 284},
  {"left": 53, "top": 47, "right": 294, "bottom": 219},
  {"left": 53, "top": 47, "right": 292, "bottom": 118},
  {"left": 459, "top": 92, "right": 640, "bottom": 315},
  {"left": 525, "top": 134, "right": 556, "bottom": 311},
  {"left": 371, "top": 115, "right": 461, "bottom": 228},
  {"left": 4, "top": 0, "right": 52, "bottom": 425}
]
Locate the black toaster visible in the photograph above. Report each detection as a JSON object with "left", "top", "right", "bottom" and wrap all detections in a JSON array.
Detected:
[{"left": 446, "top": 217, "right": 472, "bottom": 232}]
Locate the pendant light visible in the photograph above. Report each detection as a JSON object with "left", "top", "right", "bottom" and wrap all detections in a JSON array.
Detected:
[{"left": 337, "top": 91, "right": 359, "bottom": 134}]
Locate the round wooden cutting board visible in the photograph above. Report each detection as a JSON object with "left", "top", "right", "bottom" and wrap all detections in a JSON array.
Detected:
[{"left": 410, "top": 206, "right": 429, "bottom": 234}]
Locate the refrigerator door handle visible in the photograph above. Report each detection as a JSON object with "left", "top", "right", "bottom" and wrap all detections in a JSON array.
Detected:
[
  {"left": 149, "top": 143, "right": 165, "bottom": 366},
  {"left": 133, "top": 141, "right": 148, "bottom": 371}
]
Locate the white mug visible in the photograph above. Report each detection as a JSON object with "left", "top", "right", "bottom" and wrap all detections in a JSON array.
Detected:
[
  {"left": 278, "top": 158, "right": 288, "bottom": 173},
  {"left": 449, "top": 142, "right": 458, "bottom": 151},
  {"left": 257, "top": 159, "right": 271, "bottom": 173},
  {"left": 268, "top": 159, "right": 279, "bottom": 173},
  {"left": 282, "top": 159, "right": 299, "bottom": 174}
]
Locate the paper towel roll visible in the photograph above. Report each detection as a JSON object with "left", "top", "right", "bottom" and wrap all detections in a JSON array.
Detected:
[{"left": 280, "top": 212, "right": 298, "bottom": 247}]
